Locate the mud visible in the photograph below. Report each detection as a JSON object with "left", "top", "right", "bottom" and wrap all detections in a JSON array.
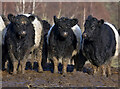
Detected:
[{"left": 2, "top": 63, "right": 119, "bottom": 87}]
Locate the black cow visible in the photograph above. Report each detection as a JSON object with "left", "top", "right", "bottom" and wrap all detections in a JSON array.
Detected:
[
  {"left": 82, "top": 15, "right": 120, "bottom": 76},
  {"left": 47, "top": 16, "right": 82, "bottom": 74},
  {"left": 4, "top": 14, "right": 44, "bottom": 74}
]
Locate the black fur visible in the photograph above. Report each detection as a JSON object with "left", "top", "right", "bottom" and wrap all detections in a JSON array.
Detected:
[
  {"left": 82, "top": 15, "right": 116, "bottom": 67},
  {"left": 4, "top": 14, "right": 43, "bottom": 74},
  {"left": 41, "top": 20, "right": 51, "bottom": 67},
  {"left": 48, "top": 16, "right": 82, "bottom": 73},
  {"left": 6, "top": 14, "right": 35, "bottom": 60},
  {"left": 48, "top": 16, "right": 77, "bottom": 59}
]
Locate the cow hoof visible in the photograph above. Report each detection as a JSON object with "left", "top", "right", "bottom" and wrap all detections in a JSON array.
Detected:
[
  {"left": 102, "top": 73, "right": 107, "bottom": 77},
  {"left": 13, "top": 71, "right": 17, "bottom": 75},
  {"left": 73, "top": 69, "right": 77, "bottom": 73},
  {"left": 22, "top": 70, "right": 26, "bottom": 74},
  {"left": 54, "top": 71, "right": 58, "bottom": 74},
  {"left": 38, "top": 69, "right": 43, "bottom": 73},
  {"left": 38, "top": 71, "right": 43, "bottom": 73}
]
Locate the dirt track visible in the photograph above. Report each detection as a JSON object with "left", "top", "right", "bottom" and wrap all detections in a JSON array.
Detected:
[{"left": 2, "top": 63, "right": 119, "bottom": 88}]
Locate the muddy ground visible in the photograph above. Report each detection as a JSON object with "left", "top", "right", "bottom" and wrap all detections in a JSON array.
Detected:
[{"left": 2, "top": 63, "right": 119, "bottom": 88}]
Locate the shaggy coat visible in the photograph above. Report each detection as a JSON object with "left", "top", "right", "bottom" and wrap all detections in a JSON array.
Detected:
[
  {"left": 82, "top": 15, "right": 120, "bottom": 76},
  {"left": 5, "top": 14, "right": 44, "bottom": 74},
  {"left": 47, "top": 16, "right": 82, "bottom": 74}
]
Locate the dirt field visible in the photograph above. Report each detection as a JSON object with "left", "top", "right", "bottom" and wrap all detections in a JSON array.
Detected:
[{"left": 1, "top": 63, "right": 119, "bottom": 88}]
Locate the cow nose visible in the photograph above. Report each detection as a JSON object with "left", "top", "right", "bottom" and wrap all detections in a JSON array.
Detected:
[
  {"left": 82, "top": 33, "right": 87, "bottom": 38},
  {"left": 19, "top": 31, "right": 26, "bottom": 36},
  {"left": 63, "top": 32, "right": 68, "bottom": 37},
  {"left": 21, "top": 31, "right": 26, "bottom": 35}
]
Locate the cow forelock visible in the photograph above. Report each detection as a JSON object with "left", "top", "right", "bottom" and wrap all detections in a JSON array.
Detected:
[{"left": 15, "top": 15, "right": 30, "bottom": 25}]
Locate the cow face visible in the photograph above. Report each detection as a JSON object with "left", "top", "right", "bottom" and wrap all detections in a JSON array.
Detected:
[
  {"left": 83, "top": 15, "right": 104, "bottom": 41},
  {"left": 8, "top": 14, "right": 35, "bottom": 39},
  {"left": 53, "top": 16, "right": 78, "bottom": 40}
]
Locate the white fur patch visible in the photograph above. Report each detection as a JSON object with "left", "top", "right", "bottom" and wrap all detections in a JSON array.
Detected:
[
  {"left": 47, "top": 24, "right": 55, "bottom": 45},
  {"left": 23, "top": 14, "right": 42, "bottom": 47},
  {"left": 32, "top": 17, "right": 42, "bottom": 47},
  {"left": 104, "top": 22, "right": 120, "bottom": 57},
  {"left": 71, "top": 24, "right": 82, "bottom": 54},
  {"left": 0, "top": 16, "right": 6, "bottom": 45},
  {"left": 23, "top": 14, "right": 31, "bottom": 17}
]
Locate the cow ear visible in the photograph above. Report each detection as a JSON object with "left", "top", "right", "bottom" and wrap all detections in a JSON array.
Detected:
[
  {"left": 8, "top": 14, "right": 15, "bottom": 23},
  {"left": 98, "top": 19, "right": 104, "bottom": 26},
  {"left": 70, "top": 18, "right": 78, "bottom": 27},
  {"left": 54, "top": 16, "right": 58, "bottom": 24},
  {"left": 28, "top": 15, "right": 35, "bottom": 22},
  {"left": 87, "top": 15, "right": 93, "bottom": 20}
]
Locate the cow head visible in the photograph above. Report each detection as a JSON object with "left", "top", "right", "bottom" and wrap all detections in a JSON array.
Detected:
[
  {"left": 53, "top": 16, "right": 78, "bottom": 40},
  {"left": 82, "top": 15, "right": 104, "bottom": 41},
  {"left": 8, "top": 14, "right": 35, "bottom": 39}
]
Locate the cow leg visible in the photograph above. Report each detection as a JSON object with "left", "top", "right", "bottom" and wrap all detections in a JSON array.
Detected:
[
  {"left": 37, "top": 59, "right": 43, "bottom": 72},
  {"left": 101, "top": 65, "right": 106, "bottom": 77},
  {"left": 37, "top": 50, "right": 43, "bottom": 72},
  {"left": 18, "top": 64, "right": 22, "bottom": 73},
  {"left": 21, "top": 60, "right": 27, "bottom": 74},
  {"left": 8, "top": 45, "right": 17, "bottom": 74},
  {"left": 53, "top": 57, "right": 58, "bottom": 73},
  {"left": 62, "top": 59, "right": 68, "bottom": 74},
  {"left": 92, "top": 65, "right": 97, "bottom": 75},
  {"left": 31, "top": 61, "right": 34, "bottom": 70},
  {"left": 107, "top": 60, "right": 111, "bottom": 76},
  {"left": 5, "top": 60, "right": 8, "bottom": 70},
  {"left": 13, "top": 60, "right": 18, "bottom": 74}
]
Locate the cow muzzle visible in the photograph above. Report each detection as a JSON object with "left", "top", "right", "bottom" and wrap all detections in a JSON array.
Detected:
[
  {"left": 18, "top": 31, "right": 27, "bottom": 38},
  {"left": 19, "top": 31, "right": 26, "bottom": 36},
  {"left": 62, "top": 32, "right": 68, "bottom": 37}
]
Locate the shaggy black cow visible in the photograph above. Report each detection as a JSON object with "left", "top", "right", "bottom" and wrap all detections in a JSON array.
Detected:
[
  {"left": 4, "top": 14, "right": 44, "bottom": 74},
  {"left": 47, "top": 16, "right": 82, "bottom": 74},
  {"left": 82, "top": 15, "right": 120, "bottom": 76}
]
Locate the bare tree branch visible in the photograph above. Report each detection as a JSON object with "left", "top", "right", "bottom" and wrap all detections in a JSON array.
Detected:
[
  {"left": 32, "top": 0, "right": 35, "bottom": 14},
  {"left": 23, "top": 0, "right": 25, "bottom": 14}
]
